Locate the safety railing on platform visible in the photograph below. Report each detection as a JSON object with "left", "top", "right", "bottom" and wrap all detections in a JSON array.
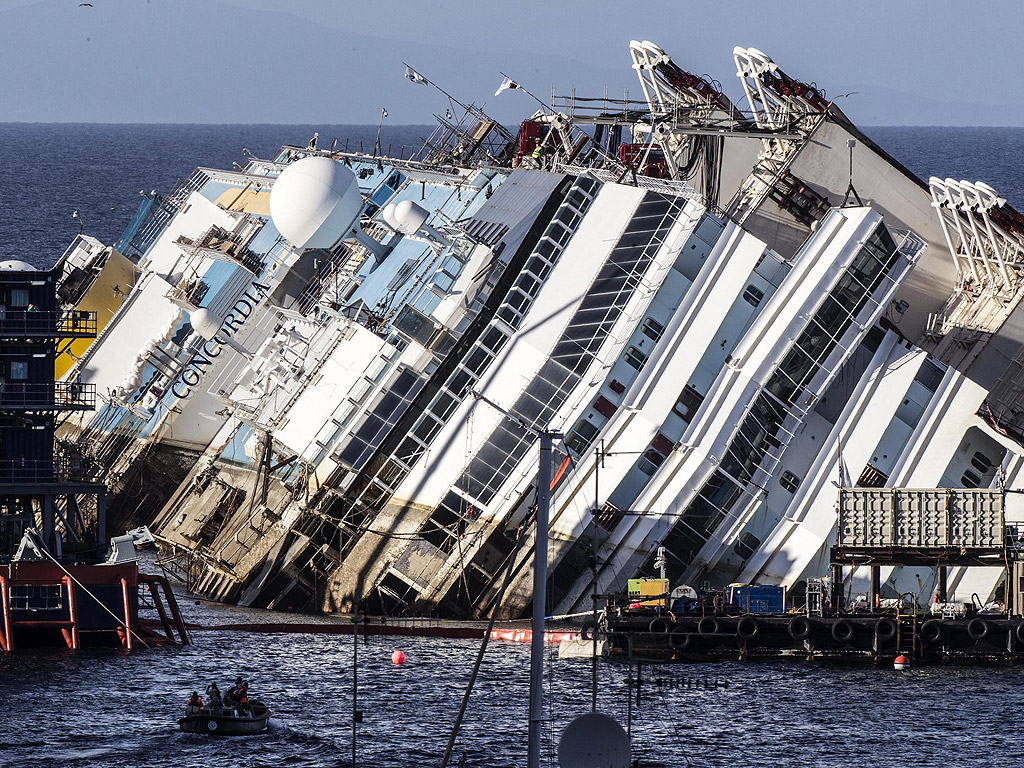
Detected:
[
  {"left": 0, "top": 455, "right": 101, "bottom": 484},
  {"left": 0, "top": 310, "right": 97, "bottom": 338},
  {"left": 0, "top": 382, "right": 96, "bottom": 411}
]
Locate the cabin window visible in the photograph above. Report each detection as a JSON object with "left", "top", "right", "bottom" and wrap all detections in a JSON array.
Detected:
[
  {"left": 971, "top": 452, "right": 993, "bottom": 474},
  {"left": 412, "top": 290, "right": 441, "bottom": 316},
  {"left": 743, "top": 285, "right": 764, "bottom": 308},
  {"left": 637, "top": 448, "right": 665, "bottom": 477},
  {"left": 673, "top": 385, "right": 704, "bottom": 423},
  {"left": 642, "top": 318, "right": 665, "bottom": 342},
  {"left": 565, "top": 420, "right": 600, "bottom": 456},
  {"left": 9, "top": 361, "right": 28, "bottom": 380},
  {"left": 624, "top": 346, "right": 648, "bottom": 371},
  {"left": 9, "top": 288, "right": 29, "bottom": 308},
  {"left": 961, "top": 469, "right": 981, "bottom": 488},
  {"left": 779, "top": 471, "right": 800, "bottom": 493},
  {"left": 733, "top": 532, "right": 761, "bottom": 560}
]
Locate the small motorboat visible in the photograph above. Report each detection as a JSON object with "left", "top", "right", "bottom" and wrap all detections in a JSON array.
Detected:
[{"left": 178, "top": 700, "right": 271, "bottom": 735}]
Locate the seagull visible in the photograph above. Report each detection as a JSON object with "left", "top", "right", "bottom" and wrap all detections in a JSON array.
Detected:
[{"left": 79, "top": 3, "right": 93, "bottom": 6}]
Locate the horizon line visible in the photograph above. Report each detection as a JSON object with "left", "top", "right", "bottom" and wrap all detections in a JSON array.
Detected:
[{"left": 1, "top": 121, "right": 1023, "bottom": 129}]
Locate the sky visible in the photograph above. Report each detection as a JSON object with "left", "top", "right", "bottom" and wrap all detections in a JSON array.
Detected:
[{"left": 0, "top": 0, "right": 1021, "bottom": 126}]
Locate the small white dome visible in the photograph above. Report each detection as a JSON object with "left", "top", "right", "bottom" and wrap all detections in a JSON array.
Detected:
[
  {"left": 270, "top": 156, "right": 364, "bottom": 250},
  {"left": 381, "top": 202, "right": 400, "bottom": 230},
  {"left": 189, "top": 307, "right": 222, "bottom": 341},
  {"left": 0, "top": 259, "right": 37, "bottom": 271},
  {"left": 393, "top": 200, "right": 429, "bottom": 235}
]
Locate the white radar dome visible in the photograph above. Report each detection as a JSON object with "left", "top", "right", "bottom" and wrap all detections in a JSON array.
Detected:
[
  {"left": 381, "top": 202, "right": 400, "bottom": 230},
  {"left": 270, "top": 156, "right": 364, "bottom": 250},
  {"left": 189, "top": 308, "right": 222, "bottom": 341},
  {"left": 393, "top": 200, "right": 429, "bottom": 235}
]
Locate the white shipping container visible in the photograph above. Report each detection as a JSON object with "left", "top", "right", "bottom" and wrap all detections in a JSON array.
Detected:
[{"left": 838, "top": 488, "right": 1003, "bottom": 548}]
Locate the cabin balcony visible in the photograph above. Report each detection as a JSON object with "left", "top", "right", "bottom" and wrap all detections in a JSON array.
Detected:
[
  {"left": 0, "top": 382, "right": 96, "bottom": 411},
  {"left": 0, "top": 310, "right": 97, "bottom": 340}
]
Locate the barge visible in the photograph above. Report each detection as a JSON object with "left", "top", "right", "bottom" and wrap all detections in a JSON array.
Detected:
[{"left": 600, "top": 486, "right": 1024, "bottom": 663}]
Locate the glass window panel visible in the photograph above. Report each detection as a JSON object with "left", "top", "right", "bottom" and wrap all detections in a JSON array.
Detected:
[
  {"left": 624, "top": 346, "right": 648, "bottom": 371},
  {"left": 10, "top": 288, "right": 29, "bottom": 308},
  {"left": 743, "top": 285, "right": 764, "bottom": 307},
  {"left": 642, "top": 317, "right": 665, "bottom": 341}
]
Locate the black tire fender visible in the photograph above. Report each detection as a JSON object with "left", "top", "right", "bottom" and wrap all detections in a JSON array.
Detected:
[
  {"left": 1015, "top": 623, "right": 1024, "bottom": 644},
  {"left": 968, "top": 617, "right": 990, "bottom": 640},
  {"left": 669, "top": 626, "right": 691, "bottom": 650},
  {"left": 788, "top": 616, "right": 813, "bottom": 641},
  {"left": 737, "top": 616, "right": 760, "bottom": 640},
  {"left": 649, "top": 616, "right": 671, "bottom": 635},
  {"left": 921, "top": 619, "right": 944, "bottom": 644},
  {"left": 698, "top": 616, "right": 720, "bottom": 636},
  {"left": 874, "top": 617, "right": 897, "bottom": 641},
  {"left": 831, "top": 619, "right": 855, "bottom": 643}
]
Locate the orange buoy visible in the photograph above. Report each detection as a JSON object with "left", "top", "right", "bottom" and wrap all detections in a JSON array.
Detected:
[
  {"left": 894, "top": 654, "right": 909, "bottom": 670},
  {"left": 391, "top": 649, "right": 406, "bottom": 665}
]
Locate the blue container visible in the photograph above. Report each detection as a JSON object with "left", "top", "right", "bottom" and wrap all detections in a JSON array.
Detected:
[{"left": 727, "top": 585, "right": 785, "bottom": 614}]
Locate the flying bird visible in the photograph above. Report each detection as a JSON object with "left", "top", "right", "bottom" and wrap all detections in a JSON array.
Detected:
[{"left": 79, "top": 3, "right": 93, "bottom": 6}]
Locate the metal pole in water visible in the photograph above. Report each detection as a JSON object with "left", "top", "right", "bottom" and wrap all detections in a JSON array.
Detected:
[
  {"left": 528, "top": 430, "right": 555, "bottom": 768},
  {"left": 591, "top": 442, "right": 603, "bottom": 713},
  {"left": 353, "top": 614, "right": 359, "bottom": 768},
  {"left": 463, "top": 391, "right": 558, "bottom": 768}
]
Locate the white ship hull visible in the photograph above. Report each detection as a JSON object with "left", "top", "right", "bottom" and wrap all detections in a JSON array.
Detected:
[{"left": 49, "top": 40, "right": 1024, "bottom": 618}]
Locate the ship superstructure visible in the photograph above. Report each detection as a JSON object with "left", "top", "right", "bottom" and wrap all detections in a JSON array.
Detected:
[{"left": 39, "top": 40, "right": 1024, "bottom": 619}]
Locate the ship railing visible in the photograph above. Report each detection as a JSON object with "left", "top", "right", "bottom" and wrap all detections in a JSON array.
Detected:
[
  {"left": 890, "top": 228, "right": 927, "bottom": 264},
  {"left": 0, "top": 382, "right": 96, "bottom": 411},
  {"left": 0, "top": 456, "right": 101, "bottom": 484},
  {"left": 0, "top": 310, "right": 97, "bottom": 338},
  {"left": 555, "top": 163, "right": 701, "bottom": 199}
]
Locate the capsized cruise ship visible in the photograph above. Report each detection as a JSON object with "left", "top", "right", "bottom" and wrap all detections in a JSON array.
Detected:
[{"left": 43, "top": 41, "right": 1024, "bottom": 618}]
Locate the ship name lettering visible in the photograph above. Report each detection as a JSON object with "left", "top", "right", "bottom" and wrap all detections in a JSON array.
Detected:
[{"left": 169, "top": 280, "right": 271, "bottom": 400}]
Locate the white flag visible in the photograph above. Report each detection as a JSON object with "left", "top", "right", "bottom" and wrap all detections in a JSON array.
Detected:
[
  {"left": 404, "top": 65, "right": 428, "bottom": 86},
  {"left": 494, "top": 76, "right": 520, "bottom": 96}
]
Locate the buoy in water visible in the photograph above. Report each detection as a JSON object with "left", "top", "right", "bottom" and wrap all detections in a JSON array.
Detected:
[
  {"left": 391, "top": 649, "right": 406, "bottom": 665},
  {"left": 894, "top": 654, "right": 909, "bottom": 670}
]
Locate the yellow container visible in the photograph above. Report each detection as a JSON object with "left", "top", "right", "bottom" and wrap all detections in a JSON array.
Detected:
[{"left": 626, "top": 578, "right": 669, "bottom": 607}]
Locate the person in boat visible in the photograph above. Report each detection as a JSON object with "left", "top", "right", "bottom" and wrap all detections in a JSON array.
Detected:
[
  {"left": 206, "top": 682, "right": 222, "bottom": 709},
  {"left": 186, "top": 691, "right": 203, "bottom": 715},
  {"left": 236, "top": 679, "right": 251, "bottom": 715},
  {"left": 224, "top": 676, "right": 247, "bottom": 712}
]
